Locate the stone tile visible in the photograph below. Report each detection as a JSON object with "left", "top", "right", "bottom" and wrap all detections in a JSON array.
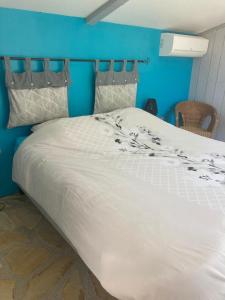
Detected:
[
  {"left": 0, "top": 231, "right": 27, "bottom": 248},
  {"left": 0, "top": 213, "right": 14, "bottom": 231},
  {"left": 24, "top": 256, "right": 73, "bottom": 300},
  {"left": 6, "top": 206, "right": 42, "bottom": 230},
  {"left": 63, "top": 270, "right": 85, "bottom": 300},
  {"left": 0, "top": 280, "right": 15, "bottom": 300},
  {"left": 0, "top": 194, "right": 118, "bottom": 300},
  {"left": 0, "top": 260, "right": 9, "bottom": 278},
  {"left": 1, "top": 193, "right": 26, "bottom": 201},
  {"left": 37, "top": 220, "right": 67, "bottom": 248},
  {"left": 5, "top": 245, "right": 49, "bottom": 277},
  {"left": 1, "top": 194, "right": 28, "bottom": 210}
]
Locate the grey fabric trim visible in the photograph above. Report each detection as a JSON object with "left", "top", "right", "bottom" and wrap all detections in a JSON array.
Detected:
[
  {"left": 96, "top": 59, "right": 139, "bottom": 86},
  {"left": 4, "top": 57, "right": 71, "bottom": 89}
]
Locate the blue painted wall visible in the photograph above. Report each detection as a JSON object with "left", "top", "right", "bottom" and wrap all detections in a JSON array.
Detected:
[{"left": 0, "top": 7, "right": 193, "bottom": 196}]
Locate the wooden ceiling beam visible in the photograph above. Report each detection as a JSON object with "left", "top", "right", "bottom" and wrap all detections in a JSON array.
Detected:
[{"left": 86, "top": 0, "right": 130, "bottom": 25}]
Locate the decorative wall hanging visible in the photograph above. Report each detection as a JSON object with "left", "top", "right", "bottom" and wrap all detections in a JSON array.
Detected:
[
  {"left": 4, "top": 57, "right": 71, "bottom": 128},
  {"left": 94, "top": 60, "right": 139, "bottom": 114}
]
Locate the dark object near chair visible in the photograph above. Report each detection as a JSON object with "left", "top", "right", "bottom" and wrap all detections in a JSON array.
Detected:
[
  {"left": 175, "top": 100, "right": 219, "bottom": 138},
  {"left": 144, "top": 99, "right": 158, "bottom": 116}
]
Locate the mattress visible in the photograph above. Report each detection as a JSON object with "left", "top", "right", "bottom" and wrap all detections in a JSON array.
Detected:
[{"left": 13, "top": 108, "right": 225, "bottom": 300}]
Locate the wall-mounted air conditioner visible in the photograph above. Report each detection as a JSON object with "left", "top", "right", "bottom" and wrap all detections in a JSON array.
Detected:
[{"left": 159, "top": 33, "right": 209, "bottom": 57}]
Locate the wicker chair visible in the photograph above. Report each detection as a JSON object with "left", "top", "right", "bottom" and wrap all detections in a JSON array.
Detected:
[{"left": 175, "top": 101, "right": 219, "bottom": 138}]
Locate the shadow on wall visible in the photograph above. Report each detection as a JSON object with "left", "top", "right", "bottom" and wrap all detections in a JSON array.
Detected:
[{"left": 163, "top": 102, "right": 179, "bottom": 124}]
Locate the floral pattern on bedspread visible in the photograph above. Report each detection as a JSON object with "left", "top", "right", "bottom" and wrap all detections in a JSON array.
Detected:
[{"left": 94, "top": 113, "right": 225, "bottom": 186}]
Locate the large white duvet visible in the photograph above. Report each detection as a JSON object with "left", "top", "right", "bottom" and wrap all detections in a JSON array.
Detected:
[{"left": 13, "top": 108, "right": 225, "bottom": 300}]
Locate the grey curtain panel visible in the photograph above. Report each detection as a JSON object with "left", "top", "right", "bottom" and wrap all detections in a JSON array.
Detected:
[
  {"left": 94, "top": 60, "right": 139, "bottom": 114},
  {"left": 4, "top": 57, "right": 70, "bottom": 128}
]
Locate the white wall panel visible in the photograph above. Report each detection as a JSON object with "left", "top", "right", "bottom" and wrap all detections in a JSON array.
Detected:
[
  {"left": 189, "top": 25, "right": 225, "bottom": 141},
  {"left": 189, "top": 58, "right": 200, "bottom": 99}
]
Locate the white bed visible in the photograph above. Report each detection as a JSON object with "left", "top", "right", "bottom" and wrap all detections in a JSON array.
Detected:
[{"left": 13, "top": 107, "right": 225, "bottom": 300}]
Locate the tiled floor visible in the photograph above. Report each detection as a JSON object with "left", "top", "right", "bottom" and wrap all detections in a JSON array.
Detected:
[{"left": 0, "top": 194, "right": 117, "bottom": 300}]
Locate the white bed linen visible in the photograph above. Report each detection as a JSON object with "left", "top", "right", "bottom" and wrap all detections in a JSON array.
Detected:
[{"left": 13, "top": 108, "right": 225, "bottom": 300}]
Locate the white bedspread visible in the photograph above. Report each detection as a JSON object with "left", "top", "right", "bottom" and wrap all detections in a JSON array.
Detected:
[{"left": 13, "top": 108, "right": 225, "bottom": 300}]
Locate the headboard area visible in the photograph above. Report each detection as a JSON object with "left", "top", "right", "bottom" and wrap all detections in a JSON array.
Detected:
[{"left": 0, "top": 7, "right": 193, "bottom": 196}]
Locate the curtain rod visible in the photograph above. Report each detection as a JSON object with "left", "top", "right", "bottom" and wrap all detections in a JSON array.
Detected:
[{"left": 0, "top": 56, "right": 149, "bottom": 64}]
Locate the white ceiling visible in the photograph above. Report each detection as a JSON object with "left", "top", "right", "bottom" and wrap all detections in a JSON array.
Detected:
[
  {"left": 0, "top": 0, "right": 225, "bottom": 33},
  {"left": 105, "top": 0, "right": 225, "bottom": 33},
  {"left": 0, "top": 0, "right": 107, "bottom": 18}
]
